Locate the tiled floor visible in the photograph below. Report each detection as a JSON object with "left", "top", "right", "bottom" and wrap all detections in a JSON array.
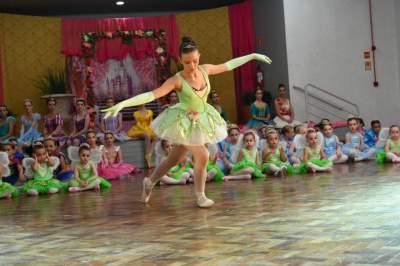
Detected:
[{"left": 2, "top": 162, "right": 400, "bottom": 265}]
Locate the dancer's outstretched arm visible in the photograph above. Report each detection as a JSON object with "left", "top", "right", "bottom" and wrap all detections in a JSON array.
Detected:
[
  {"left": 202, "top": 53, "right": 272, "bottom": 75},
  {"left": 102, "top": 77, "right": 177, "bottom": 118}
]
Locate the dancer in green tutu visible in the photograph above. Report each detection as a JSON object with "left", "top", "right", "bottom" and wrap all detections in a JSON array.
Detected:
[
  {"left": 303, "top": 129, "right": 333, "bottom": 173},
  {"left": 227, "top": 130, "right": 265, "bottom": 180},
  {"left": 102, "top": 36, "right": 271, "bottom": 207},
  {"left": 0, "top": 151, "right": 18, "bottom": 199},
  {"left": 68, "top": 144, "right": 111, "bottom": 192},
  {"left": 22, "top": 144, "right": 67, "bottom": 196},
  {"left": 262, "top": 130, "right": 292, "bottom": 177}
]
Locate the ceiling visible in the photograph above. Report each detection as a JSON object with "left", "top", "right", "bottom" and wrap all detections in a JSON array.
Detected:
[{"left": 0, "top": 0, "right": 245, "bottom": 16}]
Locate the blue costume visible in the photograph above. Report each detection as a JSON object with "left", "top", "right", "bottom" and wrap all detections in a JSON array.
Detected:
[
  {"left": 246, "top": 103, "right": 272, "bottom": 128},
  {"left": 342, "top": 132, "right": 375, "bottom": 159},
  {"left": 364, "top": 128, "right": 378, "bottom": 148}
]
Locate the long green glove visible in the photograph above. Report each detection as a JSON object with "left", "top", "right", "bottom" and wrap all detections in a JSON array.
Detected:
[
  {"left": 102, "top": 91, "right": 155, "bottom": 118},
  {"left": 225, "top": 53, "right": 272, "bottom": 71}
]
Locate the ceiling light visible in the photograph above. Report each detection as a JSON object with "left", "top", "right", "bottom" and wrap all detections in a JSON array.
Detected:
[{"left": 116, "top": 1, "right": 125, "bottom": 6}]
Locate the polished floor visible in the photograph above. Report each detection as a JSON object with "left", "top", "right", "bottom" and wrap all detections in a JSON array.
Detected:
[{"left": 2, "top": 163, "right": 400, "bottom": 265}]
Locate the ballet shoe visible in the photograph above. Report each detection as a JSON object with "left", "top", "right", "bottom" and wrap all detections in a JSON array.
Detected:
[
  {"left": 195, "top": 192, "right": 214, "bottom": 208},
  {"left": 141, "top": 177, "right": 154, "bottom": 203},
  {"left": 179, "top": 179, "right": 187, "bottom": 185}
]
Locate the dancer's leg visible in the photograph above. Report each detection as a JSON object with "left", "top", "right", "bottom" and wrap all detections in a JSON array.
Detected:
[
  {"left": 142, "top": 145, "right": 188, "bottom": 203},
  {"left": 186, "top": 145, "right": 214, "bottom": 208}
]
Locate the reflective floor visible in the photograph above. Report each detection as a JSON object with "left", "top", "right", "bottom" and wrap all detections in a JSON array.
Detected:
[{"left": 2, "top": 162, "right": 400, "bottom": 265}]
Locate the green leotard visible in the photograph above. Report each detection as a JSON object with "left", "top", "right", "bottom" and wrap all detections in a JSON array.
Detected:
[
  {"left": 69, "top": 162, "right": 111, "bottom": 189},
  {"left": 22, "top": 163, "right": 67, "bottom": 194},
  {"left": 388, "top": 139, "right": 400, "bottom": 154},
  {"left": 305, "top": 146, "right": 332, "bottom": 167},
  {"left": 151, "top": 66, "right": 227, "bottom": 146},
  {"left": 262, "top": 146, "right": 291, "bottom": 173},
  {"left": 232, "top": 148, "right": 264, "bottom": 179}
]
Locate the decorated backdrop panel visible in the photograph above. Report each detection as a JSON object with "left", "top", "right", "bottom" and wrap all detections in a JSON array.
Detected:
[
  {"left": 177, "top": 7, "right": 237, "bottom": 122},
  {"left": 68, "top": 55, "right": 157, "bottom": 102},
  {"left": 0, "top": 13, "right": 64, "bottom": 117}
]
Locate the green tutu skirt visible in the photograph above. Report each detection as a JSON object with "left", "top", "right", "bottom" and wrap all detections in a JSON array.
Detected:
[
  {"left": 169, "top": 163, "right": 192, "bottom": 180},
  {"left": 207, "top": 162, "right": 224, "bottom": 182},
  {"left": 232, "top": 160, "right": 265, "bottom": 179},
  {"left": 151, "top": 103, "right": 227, "bottom": 146},
  {"left": 0, "top": 181, "right": 19, "bottom": 198},
  {"left": 376, "top": 151, "right": 387, "bottom": 164},
  {"left": 22, "top": 178, "right": 68, "bottom": 194},
  {"left": 262, "top": 161, "right": 294, "bottom": 175},
  {"left": 309, "top": 159, "right": 332, "bottom": 167},
  {"left": 69, "top": 176, "right": 112, "bottom": 190}
]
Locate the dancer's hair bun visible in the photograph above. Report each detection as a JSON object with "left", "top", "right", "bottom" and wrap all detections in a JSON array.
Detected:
[{"left": 180, "top": 36, "right": 198, "bottom": 55}]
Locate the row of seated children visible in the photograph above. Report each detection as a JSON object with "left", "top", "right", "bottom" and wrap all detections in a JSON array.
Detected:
[
  {"left": 0, "top": 130, "right": 139, "bottom": 199},
  {"left": 153, "top": 117, "right": 397, "bottom": 186}
]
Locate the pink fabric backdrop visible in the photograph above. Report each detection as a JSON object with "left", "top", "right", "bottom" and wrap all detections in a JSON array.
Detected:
[
  {"left": 61, "top": 15, "right": 179, "bottom": 61},
  {"left": 229, "top": 0, "right": 257, "bottom": 124}
]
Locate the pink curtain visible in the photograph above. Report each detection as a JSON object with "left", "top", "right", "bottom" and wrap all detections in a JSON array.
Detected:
[
  {"left": 61, "top": 15, "right": 179, "bottom": 61},
  {"left": 229, "top": 0, "right": 256, "bottom": 124}
]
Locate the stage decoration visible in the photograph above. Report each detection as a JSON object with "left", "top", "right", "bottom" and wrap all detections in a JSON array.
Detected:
[{"left": 80, "top": 29, "right": 170, "bottom": 106}]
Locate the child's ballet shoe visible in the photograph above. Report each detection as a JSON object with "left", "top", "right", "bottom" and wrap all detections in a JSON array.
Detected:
[
  {"left": 141, "top": 177, "right": 154, "bottom": 203},
  {"left": 195, "top": 192, "right": 214, "bottom": 208}
]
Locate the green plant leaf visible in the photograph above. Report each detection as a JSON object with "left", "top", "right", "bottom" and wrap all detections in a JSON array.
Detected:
[{"left": 33, "top": 68, "right": 68, "bottom": 95}]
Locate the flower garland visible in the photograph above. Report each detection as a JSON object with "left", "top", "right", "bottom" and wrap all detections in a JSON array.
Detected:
[{"left": 80, "top": 29, "right": 170, "bottom": 106}]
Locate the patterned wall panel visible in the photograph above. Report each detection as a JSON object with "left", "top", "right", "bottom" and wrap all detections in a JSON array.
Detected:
[
  {"left": 176, "top": 7, "right": 237, "bottom": 123},
  {"left": 0, "top": 13, "right": 65, "bottom": 117}
]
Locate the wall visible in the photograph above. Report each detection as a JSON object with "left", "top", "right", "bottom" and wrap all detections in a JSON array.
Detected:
[
  {"left": 283, "top": 0, "right": 400, "bottom": 125},
  {"left": 176, "top": 7, "right": 237, "bottom": 122},
  {"left": 0, "top": 7, "right": 238, "bottom": 123},
  {"left": 252, "top": 0, "right": 289, "bottom": 105},
  {"left": 0, "top": 13, "right": 65, "bottom": 117}
]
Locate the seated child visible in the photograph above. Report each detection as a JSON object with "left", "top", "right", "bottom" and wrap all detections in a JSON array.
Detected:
[
  {"left": 290, "top": 124, "right": 308, "bottom": 166},
  {"left": 69, "top": 144, "right": 112, "bottom": 192},
  {"left": 228, "top": 130, "right": 265, "bottom": 180},
  {"left": 2, "top": 142, "right": 24, "bottom": 185},
  {"left": 155, "top": 139, "right": 192, "bottom": 185},
  {"left": 45, "top": 138, "right": 74, "bottom": 182},
  {"left": 98, "top": 132, "right": 139, "bottom": 180},
  {"left": 342, "top": 117, "right": 375, "bottom": 161},
  {"left": 221, "top": 124, "right": 242, "bottom": 174},
  {"left": 262, "top": 130, "right": 291, "bottom": 177},
  {"left": 206, "top": 143, "right": 225, "bottom": 182},
  {"left": 98, "top": 97, "right": 128, "bottom": 142},
  {"left": 321, "top": 123, "right": 348, "bottom": 164},
  {"left": 279, "top": 125, "right": 295, "bottom": 159},
  {"left": 364, "top": 120, "right": 381, "bottom": 148},
  {"left": 303, "top": 129, "right": 333, "bottom": 173},
  {"left": 0, "top": 151, "right": 18, "bottom": 199},
  {"left": 380, "top": 125, "right": 400, "bottom": 163},
  {"left": 21, "top": 143, "right": 67, "bottom": 196}
]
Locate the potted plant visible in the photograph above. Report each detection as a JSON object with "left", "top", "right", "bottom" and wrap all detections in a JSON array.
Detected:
[{"left": 34, "top": 68, "right": 74, "bottom": 121}]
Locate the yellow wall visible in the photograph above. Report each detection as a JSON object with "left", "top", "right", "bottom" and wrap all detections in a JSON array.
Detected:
[
  {"left": 177, "top": 7, "right": 237, "bottom": 122},
  {"left": 0, "top": 13, "right": 64, "bottom": 117},
  {"left": 0, "top": 7, "right": 237, "bottom": 122}
]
